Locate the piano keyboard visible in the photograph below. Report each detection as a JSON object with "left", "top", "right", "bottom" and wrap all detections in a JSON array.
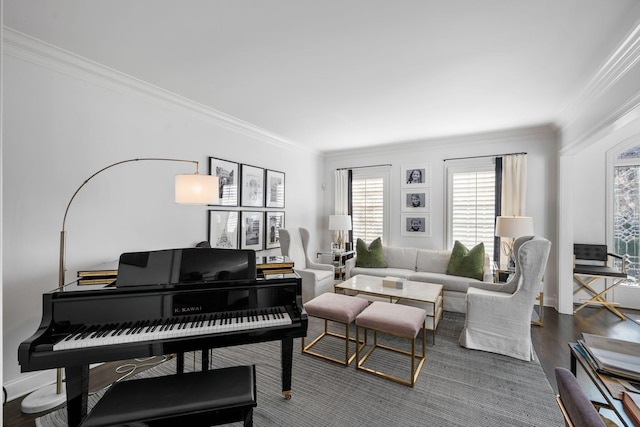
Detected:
[{"left": 53, "top": 307, "right": 292, "bottom": 351}]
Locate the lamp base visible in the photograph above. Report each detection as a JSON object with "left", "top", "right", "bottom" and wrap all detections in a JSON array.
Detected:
[{"left": 21, "top": 384, "right": 67, "bottom": 414}]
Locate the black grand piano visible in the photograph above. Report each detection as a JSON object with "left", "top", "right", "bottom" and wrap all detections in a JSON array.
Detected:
[{"left": 19, "top": 248, "right": 307, "bottom": 427}]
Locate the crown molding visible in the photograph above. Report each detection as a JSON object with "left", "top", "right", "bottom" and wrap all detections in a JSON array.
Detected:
[
  {"left": 559, "top": 20, "right": 640, "bottom": 154},
  {"left": 2, "top": 27, "right": 316, "bottom": 155},
  {"left": 323, "top": 123, "right": 558, "bottom": 160}
]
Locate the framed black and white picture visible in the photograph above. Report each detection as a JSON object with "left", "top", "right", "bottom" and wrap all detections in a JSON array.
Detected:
[
  {"left": 208, "top": 210, "right": 239, "bottom": 249},
  {"left": 265, "top": 170, "right": 285, "bottom": 208},
  {"left": 265, "top": 211, "right": 285, "bottom": 249},
  {"left": 208, "top": 157, "right": 239, "bottom": 206},
  {"left": 241, "top": 211, "right": 264, "bottom": 250},
  {"left": 401, "top": 189, "right": 430, "bottom": 213},
  {"left": 401, "top": 213, "right": 431, "bottom": 236},
  {"left": 401, "top": 164, "right": 431, "bottom": 188},
  {"left": 241, "top": 164, "right": 265, "bottom": 207}
]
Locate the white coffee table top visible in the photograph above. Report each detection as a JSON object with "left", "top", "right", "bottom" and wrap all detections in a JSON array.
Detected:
[{"left": 335, "top": 274, "right": 443, "bottom": 304}]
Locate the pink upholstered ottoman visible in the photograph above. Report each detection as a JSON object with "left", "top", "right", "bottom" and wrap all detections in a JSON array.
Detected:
[
  {"left": 355, "top": 301, "right": 426, "bottom": 386},
  {"left": 303, "top": 292, "right": 369, "bottom": 366}
]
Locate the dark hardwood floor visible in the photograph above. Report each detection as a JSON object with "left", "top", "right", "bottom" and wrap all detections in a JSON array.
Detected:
[
  {"left": 4, "top": 306, "right": 640, "bottom": 427},
  {"left": 532, "top": 306, "right": 640, "bottom": 392}
]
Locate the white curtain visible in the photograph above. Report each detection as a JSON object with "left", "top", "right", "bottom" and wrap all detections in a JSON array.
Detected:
[
  {"left": 334, "top": 169, "right": 349, "bottom": 245},
  {"left": 502, "top": 154, "right": 527, "bottom": 216},
  {"left": 334, "top": 169, "right": 349, "bottom": 215}
]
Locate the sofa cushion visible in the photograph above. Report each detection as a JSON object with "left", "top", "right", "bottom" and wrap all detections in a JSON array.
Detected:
[
  {"left": 416, "top": 249, "right": 451, "bottom": 274},
  {"left": 446, "top": 241, "right": 485, "bottom": 281},
  {"left": 383, "top": 246, "right": 417, "bottom": 270},
  {"left": 355, "top": 238, "right": 387, "bottom": 268},
  {"left": 351, "top": 267, "right": 413, "bottom": 279}
]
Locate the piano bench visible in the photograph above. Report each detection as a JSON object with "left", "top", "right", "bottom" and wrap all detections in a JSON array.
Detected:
[{"left": 81, "top": 364, "right": 257, "bottom": 427}]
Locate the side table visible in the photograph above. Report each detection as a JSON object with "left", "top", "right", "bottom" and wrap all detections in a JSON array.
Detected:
[{"left": 317, "top": 250, "right": 355, "bottom": 280}]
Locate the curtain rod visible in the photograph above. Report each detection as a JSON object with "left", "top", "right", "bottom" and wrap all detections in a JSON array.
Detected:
[
  {"left": 443, "top": 152, "right": 527, "bottom": 162},
  {"left": 337, "top": 163, "right": 392, "bottom": 170}
]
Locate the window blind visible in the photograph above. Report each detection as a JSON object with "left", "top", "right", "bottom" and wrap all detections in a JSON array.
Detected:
[
  {"left": 351, "top": 176, "right": 385, "bottom": 244},
  {"left": 451, "top": 170, "right": 495, "bottom": 259}
]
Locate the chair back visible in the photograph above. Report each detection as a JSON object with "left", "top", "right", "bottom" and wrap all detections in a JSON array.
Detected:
[
  {"left": 499, "top": 235, "right": 535, "bottom": 293},
  {"left": 514, "top": 236, "right": 551, "bottom": 301},
  {"left": 279, "top": 228, "right": 308, "bottom": 269},
  {"left": 555, "top": 367, "right": 606, "bottom": 427},
  {"left": 574, "top": 244, "right": 608, "bottom": 264}
]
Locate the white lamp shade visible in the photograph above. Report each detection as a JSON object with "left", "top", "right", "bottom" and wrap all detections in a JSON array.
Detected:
[
  {"left": 175, "top": 174, "right": 219, "bottom": 204},
  {"left": 495, "top": 216, "right": 534, "bottom": 238},
  {"left": 329, "top": 215, "right": 352, "bottom": 231}
]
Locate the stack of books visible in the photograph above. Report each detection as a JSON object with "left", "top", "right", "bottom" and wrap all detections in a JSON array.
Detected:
[
  {"left": 574, "top": 334, "right": 640, "bottom": 423},
  {"left": 576, "top": 333, "right": 640, "bottom": 381},
  {"left": 622, "top": 391, "right": 640, "bottom": 425},
  {"left": 77, "top": 260, "right": 118, "bottom": 286},
  {"left": 256, "top": 256, "right": 294, "bottom": 278}
]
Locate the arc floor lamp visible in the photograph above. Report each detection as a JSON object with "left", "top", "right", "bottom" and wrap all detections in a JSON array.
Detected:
[{"left": 21, "top": 157, "right": 218, "bottom": 414}]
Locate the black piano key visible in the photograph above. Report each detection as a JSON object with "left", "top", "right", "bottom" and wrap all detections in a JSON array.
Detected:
[{"left": 116, "top": 322, "right": 131, "bottom": 336}]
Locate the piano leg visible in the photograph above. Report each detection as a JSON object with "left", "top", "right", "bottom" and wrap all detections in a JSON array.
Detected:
[
  {"left": 281, "top": 337, "right": 293, "bottom": 400},
  {"left": 202, "top": 348, "right": 210, "bottom": 371},
  {"left": 177, "top": 352, "right": 184, "bottom": 374},
  {"left": 65, "top": 364, "right": 89, "bottom": 427}
]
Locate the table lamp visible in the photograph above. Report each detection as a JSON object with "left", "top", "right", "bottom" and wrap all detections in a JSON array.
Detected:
[
  {"left": 21, "top": 157, "right": 218, "bottom": 414},
  {"left": 328, "top": 215, "right": 352, "bottom": 250},
  {"left": 495, "top": 216, "right": 534, "bottom": 269}
]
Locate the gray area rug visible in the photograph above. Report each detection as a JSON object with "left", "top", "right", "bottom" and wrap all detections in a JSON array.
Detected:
[{"left": 37, "top": 312, "right": 563, "bottom": 426}]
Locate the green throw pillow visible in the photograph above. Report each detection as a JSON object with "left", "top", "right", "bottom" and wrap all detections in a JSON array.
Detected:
[
  {"left": 355, "top": 238, "right": 387, "bottom": 268},
  {"left": 446, "top": 241, "right": 485, "bottom": 281}
]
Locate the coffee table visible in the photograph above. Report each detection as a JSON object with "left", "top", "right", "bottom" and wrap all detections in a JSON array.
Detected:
[{"left": 334, "top": 275, "right": 443, "bottom": 344}]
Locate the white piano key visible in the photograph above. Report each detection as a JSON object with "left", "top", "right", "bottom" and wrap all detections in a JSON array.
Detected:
[{"left": 53, "top": 307, "right": 293, "bottom": 351}]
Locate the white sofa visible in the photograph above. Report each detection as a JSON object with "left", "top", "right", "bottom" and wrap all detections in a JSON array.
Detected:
[{"left": 344, "top": 246, "right": 493, "bottom": 313}]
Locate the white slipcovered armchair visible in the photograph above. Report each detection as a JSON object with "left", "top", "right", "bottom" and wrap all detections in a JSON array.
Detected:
[
  {"left": 279, "top": 227, "right": 335, "bottom": 303},
  {"left": 459, "top": 235, "right": 551, "bottom": 361}
]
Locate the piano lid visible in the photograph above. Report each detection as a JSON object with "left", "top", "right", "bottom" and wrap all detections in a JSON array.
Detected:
[{"left": 116, "top": 248, "right": 257, "bottom": 287}]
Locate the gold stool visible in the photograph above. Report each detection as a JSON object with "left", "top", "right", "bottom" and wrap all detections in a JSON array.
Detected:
[
  {"left": 355, "top": 301, "right": 426, "bottom": 387},
  {"left": 302, "top": 292, "right": 369, "bottom": 366}
]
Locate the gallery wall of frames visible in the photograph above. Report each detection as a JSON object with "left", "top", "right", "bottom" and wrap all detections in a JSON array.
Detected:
[
  {"left": 400, "top": 164, "right": 432, "bottom": 237},
  {"left": 208, "top": 157, "right": 285, "bottom": 251}
]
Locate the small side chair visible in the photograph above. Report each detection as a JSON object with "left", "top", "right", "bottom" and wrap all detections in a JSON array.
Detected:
[{"left": 573, "top": 244, "right": 628, "bottom": 320}]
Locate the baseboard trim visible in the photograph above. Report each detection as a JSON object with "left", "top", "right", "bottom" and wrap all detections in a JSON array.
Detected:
[
  {"left": 4, "top": 362, "right": 105, "bottom": 403},
  {"left": 4, "top": 370, "right": 56, "bottom": 403}
]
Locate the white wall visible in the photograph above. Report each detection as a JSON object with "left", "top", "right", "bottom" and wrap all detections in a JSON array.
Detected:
[
  {"left": 322, "top": 125, "right": 560, "bottom": 306},
  {"left": 2, "top": 36, "right": 324, "bottom": 398},
  {"left": 556, "top": 20, "right": 640, "bottom": 314},
  {"left": 567, "top": 118, "right": 640, "bottom": 308}
]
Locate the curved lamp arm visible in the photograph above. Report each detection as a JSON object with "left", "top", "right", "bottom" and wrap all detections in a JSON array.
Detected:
[{"left": 59, "top": 157, "right": 216, "bottom": 289}]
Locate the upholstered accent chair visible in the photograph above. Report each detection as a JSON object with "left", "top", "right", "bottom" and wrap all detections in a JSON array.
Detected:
[
  {"left": 459, "top": 235, "right": 551, "bottom": 361},
  {"left": 279, "top": 227, "right": 335, "bottom": 303},
  {"left": 555, "top": 367, "right": 607, "bottom": 427}
]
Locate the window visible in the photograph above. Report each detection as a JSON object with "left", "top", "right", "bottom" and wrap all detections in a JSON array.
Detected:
[
  {"left": 350, "top": 167, "right": 390, "bottom": 244},
  {"left": 605, "top": 142, "right": 640, "bottom": 311},
  {"left": 613, "top": 146, "right": 640, "bottom": 282},
  {"left": 445, "top": 159, "right": 496, "bottom": 261}
]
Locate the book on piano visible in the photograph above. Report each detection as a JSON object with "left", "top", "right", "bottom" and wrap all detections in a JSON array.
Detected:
[
  {"left": 77, "top": 260, "right": 118, "bottom": 278},
  {"left": 78, "top": 260, "right": 118, "bottom": 286},
  {"left": 256, "top": 256, "right": 294, "bottom": 278}
]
